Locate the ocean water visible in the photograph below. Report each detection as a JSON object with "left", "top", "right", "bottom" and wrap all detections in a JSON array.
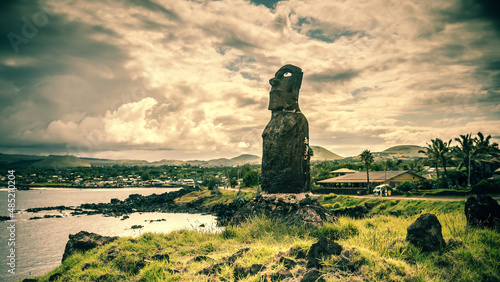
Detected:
[{"left": 0, "top": 187, "right": 219, "bottom": 281}]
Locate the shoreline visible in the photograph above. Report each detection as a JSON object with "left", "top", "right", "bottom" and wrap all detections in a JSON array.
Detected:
[
  {"left": 0, "top": 186, "right": 183, "bottom": 191},
  {"left": 22, "top": 187, "right": 216, "bottom": 218}
]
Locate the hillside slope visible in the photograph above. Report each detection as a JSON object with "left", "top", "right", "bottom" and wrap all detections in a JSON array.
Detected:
[
  {"left": 32, "top": 155, "right": 91, "bottom": 168},
  {"left": 310, "top": 146, "right": 344, "bottom": 161},
  {"left": 377, "top": 145, "right": 425, "bottom": 159}
]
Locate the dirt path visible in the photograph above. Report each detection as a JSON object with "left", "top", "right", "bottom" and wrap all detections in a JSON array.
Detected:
[
  {"left": 221, "top": 187, "right": 500, "bottom": 203},
  {"left": 351, "top": 194, "right": 500, "bottom": 203},
  {"left": 350, "top": 195, "right": 467, "bottom": 201}
]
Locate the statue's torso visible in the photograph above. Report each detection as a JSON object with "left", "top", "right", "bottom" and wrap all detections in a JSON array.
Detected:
[{"left": 261, "top": 111, "right": 310, "bottom": 193}]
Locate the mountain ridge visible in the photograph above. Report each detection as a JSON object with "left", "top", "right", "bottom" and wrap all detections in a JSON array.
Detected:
[{"left": 0, "top": 145, "right": 424, "bottom": 167}]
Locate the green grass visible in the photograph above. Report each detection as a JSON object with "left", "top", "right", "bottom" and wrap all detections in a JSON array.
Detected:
[
  {"left": 174, "top": 188, "right": 254, "bottom": 208},
  {"left": 37, "top": 194, "right": 499, "bottom": 281},
  {"left": 319, "top": 194, "right": 465, "bottom": 216}
]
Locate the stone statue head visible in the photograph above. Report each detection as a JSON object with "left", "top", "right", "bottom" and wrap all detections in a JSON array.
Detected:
[{"left": 268, "top": 64, "right": 303, "bottom": 111}]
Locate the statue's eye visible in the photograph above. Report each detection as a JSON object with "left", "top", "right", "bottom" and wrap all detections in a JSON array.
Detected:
[{"left": 283, "top": 72, "right": 292, "bottom": 77}]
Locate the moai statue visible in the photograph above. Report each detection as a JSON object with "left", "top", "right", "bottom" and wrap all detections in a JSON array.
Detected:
[{"left": 261, "top": 64, "right": 310, "bottom": 193}]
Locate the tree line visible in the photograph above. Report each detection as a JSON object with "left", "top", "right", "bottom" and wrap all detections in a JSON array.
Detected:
[
  {"left": 313, "top": 131, "right": 499, "bottom": 192},
  {"left": 418, "top": 132, "right": 500, "bottom": 188}
]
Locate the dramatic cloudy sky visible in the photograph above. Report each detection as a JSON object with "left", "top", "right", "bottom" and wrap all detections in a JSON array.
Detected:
[{"left": 1, "top": 0, "right": 499, "bottom": 161}]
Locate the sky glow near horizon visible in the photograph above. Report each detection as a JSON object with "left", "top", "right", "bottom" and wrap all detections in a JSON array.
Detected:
[{"left": 0, "top": 0, "right": 499, "bottom": 161}]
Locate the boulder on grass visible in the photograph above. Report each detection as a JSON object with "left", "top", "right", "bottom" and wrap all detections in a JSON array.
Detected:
[
  {"left": 406, "top": 213, "right": 445, "bottom": 252},
  {"left": 62, "top": 231, "right": 118, "bottom": 262},
  {"left": 306, "top": 237, "right": 343, "bottom": 268},
  {"left": 465, "top": 195, "right": 500, "bottom": 228}
]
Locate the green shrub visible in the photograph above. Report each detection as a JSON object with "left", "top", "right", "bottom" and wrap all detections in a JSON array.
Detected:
[
  {"left": 324, "top": 193, "right": 337, "bottom": 200},
  {"left": 417, "top": 180, "right": 433, "bottom": 190},
  {"left": 471, "top": 179, "right": 500, "bottom": 194},
  {"left": 221, "top": 227, "right": 238, "bottom": 239},
  {"left": 397, "top": 181, "right": 416, "bottom": 192},
  {"left": 242, "top": 170, "right": 260, "bottom": 187}
]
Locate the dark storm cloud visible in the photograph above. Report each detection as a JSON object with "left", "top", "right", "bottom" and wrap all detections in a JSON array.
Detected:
[
  {"left": 485, "top": 60, "right": 500, "bottom": 71},
  {"left": 0, "top": 0, "right": 157, "bottom": 149},
  {"left": 0, "top": 0, "right": 40, "bottom": 55},
  {"left": 0, "top": 0, "right": 499, "bottom": 160},
  {"left": 307, "top": 69, "right": 360, "bottom": 83},
  {"left": 440, "top": 0, "right": 500, "bottom": 34},
  {"left": 0, "top": 0, "right": 127, "bottom": 83}
]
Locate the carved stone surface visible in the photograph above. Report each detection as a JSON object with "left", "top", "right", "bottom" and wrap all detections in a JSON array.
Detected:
[{"left": 262, "top": 64, "right": 310, "bottom": 193}]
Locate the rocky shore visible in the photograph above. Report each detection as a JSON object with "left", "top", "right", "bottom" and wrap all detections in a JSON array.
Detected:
[{"left": 26, "top": 187, "right": 214, "bottom": 218}]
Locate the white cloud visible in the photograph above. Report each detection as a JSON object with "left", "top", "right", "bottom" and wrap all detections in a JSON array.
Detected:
[{"left": 1, "top": 0, "right": 499, "bottom": 160}]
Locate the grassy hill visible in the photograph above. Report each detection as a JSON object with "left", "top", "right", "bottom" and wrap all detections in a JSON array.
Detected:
[
  {"left": 375, "top": 145, "right": 425, "bottom": 160},
  {"left": 344, "top": 145, "right": 426, "bottom": 161},
  {"left": 0, "top": 153, "right": 45, "bottom": 166},
  {"left": 32, "top": 155, "right": 91, "bottom": 168},
  {"left": 310, "top": 146, "right": 344, "bottom": 161},
  {"left": 152, "top": 154, "right": 260, "bottom": 167},
  {"left": 0, "top": 152, "right": 261, "bottom": 168},
  {"left": 82, "top": 158, "right": 150, "bottom": 166},
  {"left": 382, "top": 145, "right": 425, "bottom": 156},
  {"left": 230, "top": 154, "right": 261, "bottom": 165}
]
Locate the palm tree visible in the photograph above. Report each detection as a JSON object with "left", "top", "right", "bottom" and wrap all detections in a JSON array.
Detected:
[
  {"left": 360, "top": 150, "right": 374, "bottom": 193},
  {"left": 471, "top": 132, "right": 500, "bottom": 180},
  {"left": 438, "top": 139, "right": 453, "bottom": 187},
  {"left": 419, "top": 138, "right": 452, "bottom": 188},
  {"left": 453, "top": 133, "right": 475, "bottom": 187},
  {"left": 404, "top": 159, "right": 425, "bottom": 174}
]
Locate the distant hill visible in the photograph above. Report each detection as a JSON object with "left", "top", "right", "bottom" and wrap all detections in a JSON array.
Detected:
[
  {"left": 0, "top": 153, "right": 45, "bottom": 166},
  {"left": 32, "top": 155, "right": 91, "bottom": 168},
  {"left": 230, "top": 154, "right": 262, "bottom": 166},
  {"left": 0, "top": 152, "right": 261, "bottom": 168},
  {"left": 161, "top": 154, "right": 261, "bottom": 167},
  {"left": 377, "top": 145, "right": 425, "bottom": 159},
  {"left": 344, "top": 145, "right": 426, "bottom": 161},
  {"left": 81, "top": 158, "right": 150, "bottom": 166},
  {"left": 310, "top": 146, "right": 344, "bottom": 161}
]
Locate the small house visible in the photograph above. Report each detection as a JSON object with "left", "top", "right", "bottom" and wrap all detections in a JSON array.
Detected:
[
  {"left": 317, "top": 170, "right": 425, "bottom": 188},
  {"left": 329, "top": 168, "right": 358, "bottom": 177}
]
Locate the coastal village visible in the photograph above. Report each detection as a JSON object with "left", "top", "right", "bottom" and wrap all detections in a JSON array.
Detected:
[{"left": 1, "top": 138, "right": 500, "bottom": 192}]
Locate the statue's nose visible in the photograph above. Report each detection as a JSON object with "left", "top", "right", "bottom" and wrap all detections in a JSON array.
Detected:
[{"left": 269, "top": 77, "right": 279, "bottom": 87}]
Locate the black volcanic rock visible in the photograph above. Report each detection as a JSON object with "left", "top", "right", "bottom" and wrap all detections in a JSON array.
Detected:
[
  {"left": 228, "top": 193, "right": 336, "bottom": 228},
  {"left": 73, "top": 187, "right": 204, "bottom": 217},
  {"left": 406, "top": 213, "right": 445, "bottom": 252},
  {"left": 62, "top": 231, "right": 118, "bottom": 262},
  {"left": 306, "top": 237, "right": 343, "bottom": 269},
  {"left": 465, "top": 195, "right": 500, "bottom": 228}
]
